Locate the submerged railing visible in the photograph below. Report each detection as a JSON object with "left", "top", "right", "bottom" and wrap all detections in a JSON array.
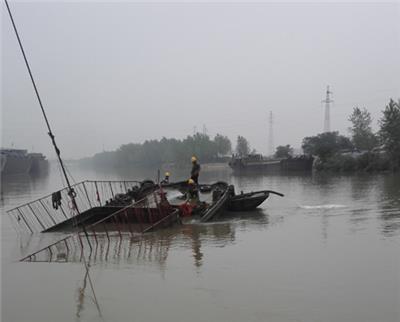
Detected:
[
  {"left": 18, "top": 189, "right": 180, "bottom": 262},
  {"left": 19, "top": 232, "right": 172, "bottom": 265},
  {"left": 6, "top": 180, "right": 140, "bottom": 234}
]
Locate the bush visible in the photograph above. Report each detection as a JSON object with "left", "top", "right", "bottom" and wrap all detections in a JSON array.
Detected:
[{"left": 315, "top": 152, "right": 391, "bottom": 172}]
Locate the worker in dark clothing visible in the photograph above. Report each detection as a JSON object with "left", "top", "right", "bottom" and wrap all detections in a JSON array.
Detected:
[
  {"left": 190, "top": 156, "right": 200, "bottom": 184},
  {"left": 187, "top": 178, "right": 199, "bottom": 203}
]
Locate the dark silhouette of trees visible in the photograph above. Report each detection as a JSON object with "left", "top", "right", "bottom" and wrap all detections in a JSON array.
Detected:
[
  {"left": 302, "top": 132, "right": 353, "bottom": 161},
  {"left": 274, "top": 145, "right": 293, "bottom": 158},
  {"left": 214, "top": 134, "right": 232, "bottom": 156},
  {"left": 379, "top": 99, "right": 400, "bottom": 168},
  {"left": 235, "top": 136, "right": 250, "bottom": 156},
  {"left": 85, "top": 133, "right": 233, "bottom": 168},
  {"left": 348, "top": 107, "right": 378, "bottom": 151}
]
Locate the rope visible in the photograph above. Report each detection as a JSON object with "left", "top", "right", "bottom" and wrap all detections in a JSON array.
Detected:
[{"left": 56, "top": 160, "right": 66, "bottom": 188}]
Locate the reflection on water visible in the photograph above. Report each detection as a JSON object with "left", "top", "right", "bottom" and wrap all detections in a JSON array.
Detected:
[
  {"left": 76, "top": 268, "right": 89, "bottom": 320},
  {"left": 17, "top": 211, "right": 271, "bottom": 269},
  {"left": 1, "top": 171, "right": 50, "bottom": 208},
  {"left": 14, "top": 212, "right": 273, "bottom": 320},
  {"left": 378, "top": 174, "right": 400, "bottom": 237}
]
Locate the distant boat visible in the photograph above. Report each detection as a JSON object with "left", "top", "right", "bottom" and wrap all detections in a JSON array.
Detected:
[
  {"left": 28, "top": 152, "right": 49, "bottom": 174},
  {"left": 229, "top": 153, "right": 314, "bottom": 173},
  {"left": 0, "top": 148, "right": 49, "bottom": 175}
]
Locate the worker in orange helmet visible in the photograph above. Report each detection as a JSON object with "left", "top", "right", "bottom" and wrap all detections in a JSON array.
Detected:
[{"left": 161, "top": 171, "right": 170, "bottom": 184}]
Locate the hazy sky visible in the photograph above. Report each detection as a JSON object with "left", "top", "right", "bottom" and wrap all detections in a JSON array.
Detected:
[{"left": 2, "top": 1, "right": 400, "bottom": 159}]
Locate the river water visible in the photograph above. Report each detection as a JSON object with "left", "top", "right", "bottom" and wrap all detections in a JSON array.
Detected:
[{"left": 1, "top": 163, "right": 399, "bottom": 322}]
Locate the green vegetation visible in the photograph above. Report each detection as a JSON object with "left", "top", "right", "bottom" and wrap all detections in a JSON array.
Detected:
[
  {"left": 214, "top": 134, "right": 232, "bottom": 156},
  {"left": 379, "top": 99, "right": 400, "bottom": 169},
  {"left": 235, "top": 136, "right": 250, "bottom": 156},
  {"left": 302, "top": 98, "right": 400, "bottom": 172},
  {"left": 302, "top": 132, "right": 353, "bottom": 162},
  {"left": 348, "top": 107, "right": 378, "bottom": 151},
  {"left": 274, "top": 145, "right": 293, "bottom": 158},
  {"left": 314, "top": 152, "right": 391, "bottom": 172},
  {"left": 83, "top": 133, "right": 234, "bottom": 168}
]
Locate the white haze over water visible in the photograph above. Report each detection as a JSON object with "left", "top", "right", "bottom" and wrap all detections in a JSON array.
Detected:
[{"left": 2, "top": 1, "right": 400, "bottom": 159}]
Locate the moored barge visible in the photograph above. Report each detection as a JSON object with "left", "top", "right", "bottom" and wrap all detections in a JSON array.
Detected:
[{"left": 229, "top": 154, "right": 314, "bottom": 173}]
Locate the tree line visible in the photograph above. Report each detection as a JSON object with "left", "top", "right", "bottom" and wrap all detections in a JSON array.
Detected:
[
  {"left": 299, "top": 98, "right": 400, "bottom": 171},
  {"left": 82, "top": 133, "right": 252, "bottom": 168},
  {"left": 82, "top": 132, "right": 259, "bottom": 168}
]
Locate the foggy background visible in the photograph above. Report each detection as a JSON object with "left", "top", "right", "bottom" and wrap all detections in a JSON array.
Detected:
[{"left": 2, "top": 1, "right": 400, "bottom": 159}]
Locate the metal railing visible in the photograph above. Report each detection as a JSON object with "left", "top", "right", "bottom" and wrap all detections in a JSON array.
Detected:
[{"left": 7, "top": 180, "right": 140, "bottom": 234}]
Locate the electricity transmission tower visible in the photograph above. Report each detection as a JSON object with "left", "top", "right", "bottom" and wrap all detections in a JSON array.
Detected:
[
  {"left": 322, "top": 86, "right": 333, "bottom": 132},
  {"left": 202, "top": 124, "right": 208, "bottom": 136}
]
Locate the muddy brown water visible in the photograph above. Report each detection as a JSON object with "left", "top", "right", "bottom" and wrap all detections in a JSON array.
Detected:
[{"left": 1, "top": 163, "right": 399, "bottom": 322}]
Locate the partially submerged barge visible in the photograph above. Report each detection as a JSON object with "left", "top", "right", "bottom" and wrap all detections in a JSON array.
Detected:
[
  {"left": 7, "top": 179, "right": 283, "bottom": 235},
  {"left": 10, "top": 178, "right": 283, "bottom": 262},
  {"left": 7, "top": 180, "right": 179, "bottom": 235}
]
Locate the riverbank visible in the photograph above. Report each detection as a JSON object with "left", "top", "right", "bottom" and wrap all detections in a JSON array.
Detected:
[{"left": 314, "top": 152, "right": 397, "bottom": 173}]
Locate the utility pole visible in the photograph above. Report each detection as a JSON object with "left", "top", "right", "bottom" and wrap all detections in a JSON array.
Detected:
[
  {"left": 202, "top": 124, "right": 207, "bottom": 136},
  {"left": 268, "top": 111, "right": 274, "bottom": 157},
  {"left": 322, "top": 85, "right": 333, "bottom": 132}
]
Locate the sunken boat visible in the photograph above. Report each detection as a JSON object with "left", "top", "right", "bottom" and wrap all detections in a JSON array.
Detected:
[
  {"left": 7, "top": 179, "right": 283, "bottom": 235},
  {"left": 8, "top": 178, "right": 283, "bottom": 264},
  {"left": 7, "top": 180, "right": 227, "bottom": 234},
  {"left": 7, "top": 180, "right": 181, "bottom": 234}
]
